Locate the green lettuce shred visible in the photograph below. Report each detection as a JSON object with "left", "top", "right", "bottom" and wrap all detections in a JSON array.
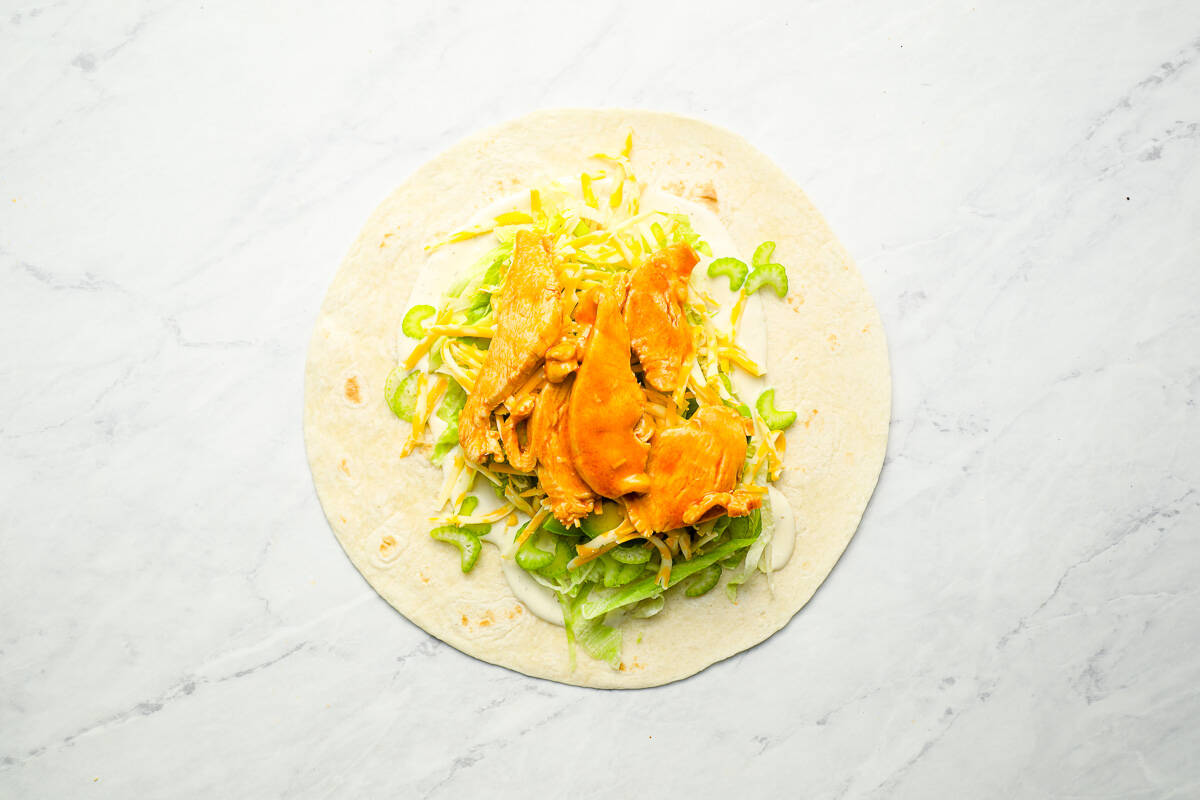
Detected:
[
  {"left": 560, "top": 590, "right": 622, "bottom": 670},
  {"left": 577, "top": 537, "right": 758, "bottom": 621},
  {"left": 431, "top": 382, "right": 468, "bottom": 464},
  {"left": 725, "top": 510, "right": 766, "bottom": 601}
]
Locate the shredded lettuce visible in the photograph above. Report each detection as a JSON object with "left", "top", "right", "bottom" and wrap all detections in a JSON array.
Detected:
[
  {"left": 666, "top": 214, "right": 711, "bottom": 256},
  {"left": 560, "top": 589, "right": 622, "bottom": 669},
  {"left": 719, "top": 375, "right": 752, "bottom": 418},
  {"left": 725, "top": 510, "right": 766, "bottom": 601},
  {"left": 630, "top": 595, "right": 665, "bottom": 618},
  {"left": 446, "top": 242, "right": 512, "bottom": 301},
  {"left": 577, "top": 537, "right": 758, "bottom": 620},
  {"left": 431, "top": 382, "right": 468, "bottom": 464}
]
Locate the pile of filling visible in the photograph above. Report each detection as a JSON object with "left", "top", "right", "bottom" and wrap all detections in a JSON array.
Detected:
[{"left": 385, "top": 135, "right": 799, "bottom": 668}]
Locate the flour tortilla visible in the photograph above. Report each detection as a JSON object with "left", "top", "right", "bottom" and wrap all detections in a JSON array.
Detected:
[{"left": 303, "top": 109, "right": 890, "bottom": 688}]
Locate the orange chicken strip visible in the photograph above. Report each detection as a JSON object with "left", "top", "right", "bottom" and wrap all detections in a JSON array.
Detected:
[
  {"left": 529, "top": 378, "right": 599, "bottom": 525},
  {"left": 627, "top": 406, "right": 761, "bottom": 534},
  {"left": 624, "top": 243, "right": 699, "bottom": 393},
  {"left": 567, "top": 288, "right": 651, "bottom": 498},
  {"left": 459, "top": 231, "right": 562, "bottom": 463}
]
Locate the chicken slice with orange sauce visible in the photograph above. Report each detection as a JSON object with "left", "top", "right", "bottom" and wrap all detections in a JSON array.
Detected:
[
  {"left": 459, "top": 230, "right": 562, "bottom": 463},
  {"left": 624, "top": 242, "right": 699, "bottom": 393},
  {"left": 529, "top": 378, "right": 599, "bottom": 525},
  {"left": 627, "top": 405, "right": 761, "bottom": 534},
  {"left": 566, "top": 287, "right": 651, "bottom": 498}
]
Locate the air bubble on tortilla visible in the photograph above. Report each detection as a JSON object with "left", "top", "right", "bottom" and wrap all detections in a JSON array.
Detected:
[
  {"left": 336, "top": 455, "right": 358, "bottom": 488},
  {"left": 368, "top": 513, "right": 409, "bottom": 568}
]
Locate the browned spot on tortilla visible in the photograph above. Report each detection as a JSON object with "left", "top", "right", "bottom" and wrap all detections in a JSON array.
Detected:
[
  {"left": 339, "top": 458, "right": 350, "bottom": 476},
  {"left": 379, "top": 535, "right": 397, "bottom": 557},
  {"left": 478, "top": 618, "right": 492, "bottom": 627},
  {"left": 344, "top": 376, "right": 361, "bottom": 403},
  {"left": 827, "top": 333, "right": 839, "bottom": 351},
  {"left": 420, "top": 573, "right": 430, "bottom": 584},
  {"left": 339, "top": 515, "right": 347, "bottom": 524},
  {"left": 862, "top": 324, "right": 871, "bottom": 333},
  {"left": 803, "top": 409, "right": 819, "bottom": 429},
  {"left": 618, "top": 662, "right": 627, "bottom": 672},
  {"left": 461, "top": 614, "right": 469, "bottom": 626},
  {"left": 691, "top": 180, "right": 718, "bottom": 207},
  {"left": 507, "top": 605, "right": 524, "bottom": 619}
]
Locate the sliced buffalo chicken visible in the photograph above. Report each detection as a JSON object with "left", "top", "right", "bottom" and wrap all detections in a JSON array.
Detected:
[
  {"left": 627, "top": 405, "right": 761, "bottom": 534},
  {"left": 566, "top": 287, "right": 651, "bottom": 498},
  {"left": 529, "top": 378, "right": 599, "bottom": 525},
  {"left": 459, "top": 231, "right": 562, "bottom": 463},
  {"left": 624, "top": 242, "right": 699, "bottom": 393}
]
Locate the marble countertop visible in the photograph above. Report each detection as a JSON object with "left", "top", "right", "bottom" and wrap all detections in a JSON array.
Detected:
[{"left": 3, "top": 2, "right": 1197, "bottom": 797}]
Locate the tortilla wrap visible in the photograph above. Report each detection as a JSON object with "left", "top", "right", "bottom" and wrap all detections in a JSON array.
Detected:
[{"left": 303, "top": 109, "right": 890, "bottom": 688}]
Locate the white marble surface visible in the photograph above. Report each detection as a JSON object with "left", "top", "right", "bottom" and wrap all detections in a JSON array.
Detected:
[{"left": 2, "top": 1, "right": 1198, "bottom": 796}]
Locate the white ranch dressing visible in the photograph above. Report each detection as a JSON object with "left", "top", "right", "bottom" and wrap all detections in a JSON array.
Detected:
[
  {"left": 766, "top": 485, "right": 796, "bottom": 570},
  {"left": 491, "top": 536, "right": 565, "bottom": 626},
  {"left": 401, "top": 181, "right": 795, "bottom": 617}
]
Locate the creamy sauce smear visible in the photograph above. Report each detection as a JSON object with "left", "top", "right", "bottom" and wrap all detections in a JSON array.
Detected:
[{"left": 403, "top": 182, "right": 796, "bottom": 621}]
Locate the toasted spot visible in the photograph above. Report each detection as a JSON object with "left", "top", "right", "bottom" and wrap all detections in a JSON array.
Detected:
[
  {"left": 461, "top": 614, "right": 469, "bottom": 626},
  {"left": 478, "top": 618, "right": 492, "bottom": 627},
  {"left": 827, "top": 333, "right": 839, "bottom": 351},
  {"left": 378, "top": 535, "right": 397, "bottom": 558},
  {"left": 339, "top": 458, "right": 350, "bottom": 476},
  {"left": 344, "top": 376, "right": 361, "bottom": 404}
]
